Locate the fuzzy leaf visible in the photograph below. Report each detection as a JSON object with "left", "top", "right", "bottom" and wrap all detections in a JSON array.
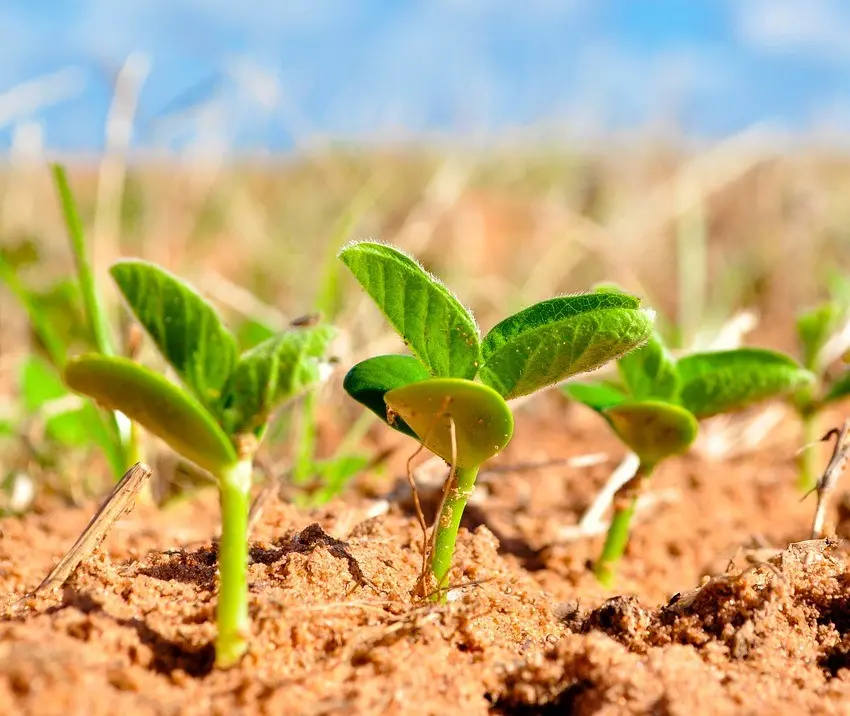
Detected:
[
  {"left": 342, "top": 354, "right": 431, "bottom": 438},
  {"left": 677, "top": 348, "right": 814, "bottom": 419},
  {"left": 111, "top": 259, "right": 238, "bottom": 412},
  {"left": 339, "top": 241, "right": 480, "bottom": 379},
  {"left": 797, "top": 303, "right": 839, "bottom": 370},
  {"left": 562, "top": 382, "right": 627, "bottom": 412},
  {"left": 64, "top": 354, "right": 237, "bottom": 474},
  {"left": 603, "top": 400, "right": 698, "bottom": 465},
  {"left": 385, "top": 378, "right": 513, "bottom": 468},
  {"left": 221, "top": 325, "right": 335, "bottom": 435},
  {"left": 617, "top": 332, "right": 678, "bottom": 401},
  {"left": 478, "top": 292, "right": 654, "bottom": 400},
  {"left": 824, "top": 370, "right": 850, "bottom": 404}
]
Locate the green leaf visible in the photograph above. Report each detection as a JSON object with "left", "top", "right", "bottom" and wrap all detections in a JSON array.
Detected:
[
  {"left": 602, "top": 401, "right": 698, "bottom": 466},
  {"left": 308, "top": 454, "right": 371, "bottom": 505},
  {"left": 64, "top": 354, "right": 237, "bottom": 474},
  {"left": 110, "top": 259, "right": 238, "bottom": 412},
  {"left": 45, "top": 407, "right": 91, "bottom": 447},
  {"left": 478, "top": 291, "right": 655, "bottom": 400},
  {"left": 824, "top": 369, "right": 850, "bottom": 404},
  {"left": 384, "top": 378, "right": 514, "bottom": 468},
  {"left": 0, "top": 254, "right": 69, "bottom": 369},
  {"left": 221, "top": 325, "right": 336, "bottom": 435},
  {"left": 0, "top": 237, "right": 39, "bottom": 270},
  {"left": 31, "top": 280, "right": 91, "bottom": 351},
  {"left": 562, "top": 382, "right": 628, "bottom": 412},
  {"left": 617, "top": 332, "right": 678, "bottom": 401},
  {"left": 677, "top": 348, "right": 815, "bottom": 419},
  {"left": 797, "top": 302, "right": 839, "bottom": 371},
  {"left": 20, "top": 356, "right": 68, "bottom": 412},
  {"left": 339, "top": 241, "right": 480, "bottom": 379},
  {"left": 342, "top": 354, "right": 431, "bottom": 438},
  {"left": 236, "top": 319, "right": 277, "bottom": 351},
  {"left": 41, "top": 401, "right": 125, "bottom": 475}
]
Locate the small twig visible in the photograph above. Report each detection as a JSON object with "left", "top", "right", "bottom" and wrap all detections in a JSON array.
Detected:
[
  {"left": 270, "top": 599, "right": 395, "bottom": 616},
  {"left": 578, "top": 452, "right": 640, "bottom": 530},
  {"left": 810, "top": 420, "right": 850, "bottom": 539},
  {"left": 35, "top": 463, "right": 152, "bottom": 594},
  {"left": 247, "top": 458, "right": 282, "bottom": 534},
  {"left": 405, "top": 439, "right": 431, "bottom": 585},
  {"left": 420, "top": 575, "right": 497, "bottom": 603},
  {"left": 555, "top": 488, "right": 679, "bottom": 542}
]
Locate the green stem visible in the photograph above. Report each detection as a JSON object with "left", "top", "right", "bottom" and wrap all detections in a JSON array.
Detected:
[
  {"left": 797, "top": 411, "right": 820, "bottom": 493},
  {"left": 215, "top": 458, "right": 253, "bottom": 668},
  {"left": 430, "top": 464, "right": 479, "bottom": 602},
  {"left": 52, "top": 164, "right": 114, "bottom": 357},
  {"left": 291, "top": 389, "right": 317, "bottom": 486},
  {"left": 594, "top": 462, "right": 654, "bottom": 588}
]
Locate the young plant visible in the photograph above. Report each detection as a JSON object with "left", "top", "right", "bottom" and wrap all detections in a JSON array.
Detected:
[
  {"left": 791, "top": 298, "right": 850, "bottom": 490},
  {"left": 564, "top": 333, "right": 815, "bottom": 586},
  {"left": 62, "top": 259, "right": 335, "bottom": 667},
  {"left": 339, "top": 241, "right": 655, "bottom": 600},
  {"left": 0, "top": 165, "right": 138, "bottom": 481}
]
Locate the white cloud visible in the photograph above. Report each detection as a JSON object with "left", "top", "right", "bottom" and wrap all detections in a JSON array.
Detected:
[{"left": 734, "top": 0, "right": 850, "bottom": 61}]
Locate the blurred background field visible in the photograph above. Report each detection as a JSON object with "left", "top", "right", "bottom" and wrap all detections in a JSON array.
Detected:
[{"left": 2, "top": 0, "right": 850, "bottom": 504}]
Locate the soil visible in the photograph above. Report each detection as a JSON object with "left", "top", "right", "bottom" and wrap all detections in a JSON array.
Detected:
[{"left": 2, "top": 394, "right": 850, "bottom": 715}]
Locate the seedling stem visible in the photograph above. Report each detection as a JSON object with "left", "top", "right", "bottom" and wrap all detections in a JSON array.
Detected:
[
  {"left": 798, "top": 409, "right": 820, "bottom": 492},
  {"left": 431, "top": 465, "right": 479, "bottom": 601},
  {"left": 594, "top": 462, "right": 654, "bottom": 587},
  {"left": 214, "top": 457, "right": 253, "bottom": 668}
]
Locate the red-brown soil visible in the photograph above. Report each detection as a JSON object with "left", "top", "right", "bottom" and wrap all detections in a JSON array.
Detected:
[{"left": 2, "top": 394, "right": 850, "bottom": 715}]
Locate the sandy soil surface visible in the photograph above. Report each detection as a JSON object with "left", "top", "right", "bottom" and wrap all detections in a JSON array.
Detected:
[{"left": 2, "top": 394, "right": 850, "bottom": 715}]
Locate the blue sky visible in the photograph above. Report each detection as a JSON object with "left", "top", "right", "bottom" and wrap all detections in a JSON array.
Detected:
[{"left": 2, "top": 0, "right": 850, "bottom": 152}]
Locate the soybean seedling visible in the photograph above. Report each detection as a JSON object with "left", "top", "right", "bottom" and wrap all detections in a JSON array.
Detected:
[
  {"left": 564, "top": 332, "right": 815, "bottom": 586},
  {"left": 791, "top": 295, "right": 850, "bottom": 491},
  {"left": 339, "top": 241, "right": 655, "bottom": 600},
  {"left": 63, "top": 259, "right": 335, "bottom": 667}
]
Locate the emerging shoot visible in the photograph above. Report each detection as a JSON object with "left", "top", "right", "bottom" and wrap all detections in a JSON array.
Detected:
[
  {"left": 565, "top": 332, "right": 815, "bottom": 587},
  {"left": 340, "top": 240, "right": 655, "bottom": 600},
  {"left": 64, "top": 259, "right": 335, "bottom": 667},
  {"left": 791, "top": 297, "right": 850, "bottom": 491}
]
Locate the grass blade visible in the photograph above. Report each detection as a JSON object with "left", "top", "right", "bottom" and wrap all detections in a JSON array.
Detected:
[{"left": 52, "top": 164, "right": 114, "bottom": 356}]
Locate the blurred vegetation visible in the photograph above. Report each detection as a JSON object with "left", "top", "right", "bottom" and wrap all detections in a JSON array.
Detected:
[{"left": 2, "top": 141, "right": 850, "bottom": 505}]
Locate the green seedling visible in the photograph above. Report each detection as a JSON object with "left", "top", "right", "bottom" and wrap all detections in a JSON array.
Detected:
[
  {"left": 565, "top": 333, "right": 815, "bottom": 587},
  {"left": 340, "top": 241, "right": 655, "bottom": 600},
  {"left": 0, "top": 165, "right": 139, "bottom": 481},
  {"left": 791, "top": 296, "right": 850, "bottom": 491},
  {"left": 63, "top": 259, "right": 335, "bottom": 667}
]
